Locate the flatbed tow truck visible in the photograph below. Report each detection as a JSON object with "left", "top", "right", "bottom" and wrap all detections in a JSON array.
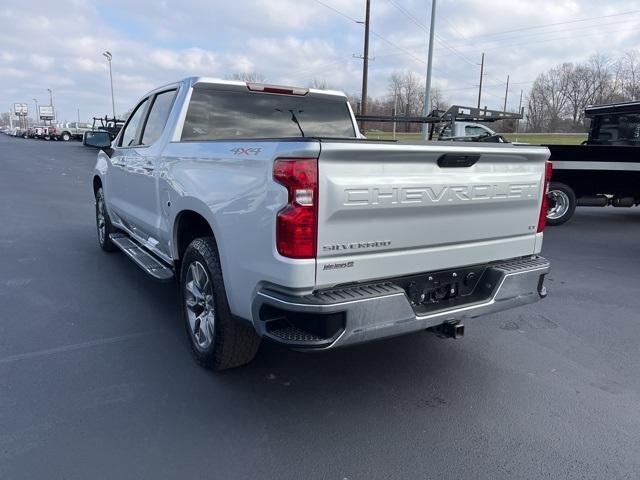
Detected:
[{"left": 543, "top": 101, "right": 640, "bottom": 225}]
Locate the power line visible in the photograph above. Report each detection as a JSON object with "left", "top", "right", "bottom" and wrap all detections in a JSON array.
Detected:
[
  {"left": 386, "top": 0, "right": 479, "bottom": 67},
  {"left": 456, "top": 24, "right": 640, "bottom": 53},
  {"left": 313, "top": 0, "right": 359, "bottom": 23},
  {"left": 311, "top": 0, "right": 523, "bottom": 109},
  {"left": 453, "top": 16, "right": 640, "bottom": 51},
  {"left": 438, "top": 14, "right": 469, "bottom": 42},
  {"left": 386, "top": 0, "right": 512, "bottom": 93},
  {"left": 369, "top": 30, "right": 429, "bottom": 66},
  {"left": 313, "top": 0, "right": 436, "bottom": 69},
  {"left": 460, "top": 8, "right": 640, "bottom": 40}
]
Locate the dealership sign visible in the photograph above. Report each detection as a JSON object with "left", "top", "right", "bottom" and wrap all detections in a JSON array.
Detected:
[
  {"left": 39, "top": 105, "right": 55, "bottom": 120},
  {"left": 13, "top": 103, "right": 28, "bottom": 116}
]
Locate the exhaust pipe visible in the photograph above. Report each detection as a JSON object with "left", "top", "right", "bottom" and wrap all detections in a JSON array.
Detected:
[
  {"left": 577, "top": 195, "right": 608, "bottom": 207},
  {"left": 612, "top": 197, "right": 635, "bottom": 208},
  {"left": 430, "top": 320, "right": 464, "bottom": 339}
]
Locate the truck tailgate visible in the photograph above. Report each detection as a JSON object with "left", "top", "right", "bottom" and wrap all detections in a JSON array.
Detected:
[{"left": 316, "top": 141, "right": 550, "bottom": 287}]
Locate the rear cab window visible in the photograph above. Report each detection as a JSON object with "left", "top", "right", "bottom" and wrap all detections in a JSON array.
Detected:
[{"left": 181, "top": 87, "right": 356, "bottom": 141}]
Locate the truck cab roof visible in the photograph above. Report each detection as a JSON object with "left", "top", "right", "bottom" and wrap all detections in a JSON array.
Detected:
[{"left": 141, "top": 76, "right": 349, "bottom": 101}]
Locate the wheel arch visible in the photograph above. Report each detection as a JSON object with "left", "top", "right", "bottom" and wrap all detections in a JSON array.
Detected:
[
  {"left": 173, "top": 208, "right": 219, "bottom": 262},
  {"left": 92, "top": 175, "right": 102, "bottom": 196}
]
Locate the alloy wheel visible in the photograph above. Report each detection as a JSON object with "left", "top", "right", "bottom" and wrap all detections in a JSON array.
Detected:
[
  {"left": 184, "top": 261, "right": 216, "bottom": 349},
  {"left": 547, "top": 190, "right": 570, "bottom": 220}
]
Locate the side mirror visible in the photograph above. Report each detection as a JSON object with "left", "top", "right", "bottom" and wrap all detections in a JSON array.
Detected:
[{"left": 84, "top": 130, "right": 112, "bottom": 149}]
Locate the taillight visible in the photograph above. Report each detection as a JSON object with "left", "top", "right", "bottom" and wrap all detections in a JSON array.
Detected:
[
  {"left": 247, "top": 83, "right": 309, "bottom": 96},
  {"left": 273, "top": 158, "right": 318, "bottom": 259},
  {"left": 537, "top": 161, "right": 553, "bottom": 232}
]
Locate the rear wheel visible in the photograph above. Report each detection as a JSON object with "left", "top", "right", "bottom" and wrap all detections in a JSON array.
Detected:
[
  {"left": 61, "top": 132, "right": 71, "bottom": 141},
  {"left": 180, "top": 237, "right": 261, "bottom": 370},
  {"left": 547, "top": 182, "right": 576, "bottom": 226}
]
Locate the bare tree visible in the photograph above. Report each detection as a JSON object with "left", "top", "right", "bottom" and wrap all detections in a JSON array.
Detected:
[
  {"left": 387, "top": 71, "right": 425, "bottom": 132},
  {"left": 541, "top": 64, "right": 571, "bottom": 131},
  {"left": 310, "top": 78, "right": 330, "bottom": 90},
  {"left": 429, "top": 87, "right": 448, "bottom": 112},
  {"left": 227, "top": 72, "right": 267, "bottom": 83},
  {"left": 565, "top": 63, "right": 597, "bottom": 128},
  {"left": 526, "top": 79, "right": 547, "bottom": 132},
  {"left": 616, "top": 51, "right": 640, "bottom": 100},
  {"left": 588, "top": 54, "right": 616, "bottom": 105}
]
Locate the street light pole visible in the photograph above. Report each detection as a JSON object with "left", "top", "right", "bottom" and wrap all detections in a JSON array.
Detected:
[
  {"left": 422, "top": 0, "right": 437, "bottom": 140},
  {"left": 103, "top": 51, "right": 116, "bottom": 118},
  {"left": 33, "top": 98, "right": 38, "bottom": 122},
  {"left": 47, "top": 88, "right": 54, "bottom": 124}
]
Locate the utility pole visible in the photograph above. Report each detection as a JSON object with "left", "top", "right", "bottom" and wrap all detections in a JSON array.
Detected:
[
  {"left": 358, "top": 0, "right": 371, "bottom": 132},
  {"left": 503, "top": 75, "right": 510, "bottom": 112},
  {"left": 477, "top": 52, "right": 485, "bottom": 109},
  {"left": 421, "top": 0, "right": 437, "bottom": 140},
  {"left": 77, "top": 108, "right": 80, "bottom": 123},
  {"left": 33, "top": 98, "right": 38, "bottom": 121},
  {"left": 515, "top": 89, "right": 523, "bottom": 138},
  {"left": 103, "top": 51, "right": 116, "bottom": 118}
]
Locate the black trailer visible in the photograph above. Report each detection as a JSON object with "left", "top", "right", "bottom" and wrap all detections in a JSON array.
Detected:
[{"left": 545, "top": 101, "right": 640, "bottom": 225}]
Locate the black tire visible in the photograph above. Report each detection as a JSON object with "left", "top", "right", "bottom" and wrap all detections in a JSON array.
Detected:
[
  {"left": 61, "top": 132, "right": 71, "bottom": 141},
  {"left": 180, "top": 237, "right": 261, "bottom": 370},
  {"left": 546, "top": 182, "right": 576, "bottom": 226},
  {"left": 95, "top": 187, "right": 118, "bottom": 252}
]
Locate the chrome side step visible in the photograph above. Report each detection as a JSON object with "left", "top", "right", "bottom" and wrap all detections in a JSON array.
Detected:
[{"left": 110, "top": 233, "right": 174, "bottom": 281}]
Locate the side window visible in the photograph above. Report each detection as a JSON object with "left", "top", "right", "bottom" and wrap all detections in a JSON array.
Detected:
[
  {"left": 141, "top": 90, "right": 177, "bottom": 146},
  {"left": 465, "top": 126, "right": 487, "bottom": 136},
  {"left": 119, "top": 98, "right": 150, "bottom": 147}
]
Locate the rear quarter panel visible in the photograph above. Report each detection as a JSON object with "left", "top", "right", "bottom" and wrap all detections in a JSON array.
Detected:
[{"left": 159, "top": 140, "right": 320, "bottom": 321}]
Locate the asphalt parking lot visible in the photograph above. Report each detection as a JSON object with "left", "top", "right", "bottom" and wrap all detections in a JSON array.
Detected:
[{"left": 1, "top": 134, "right": 639, "bottom": 480}]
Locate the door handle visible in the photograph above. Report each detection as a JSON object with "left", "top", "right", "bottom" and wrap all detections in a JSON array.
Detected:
[{"left": 437, "top": 154, "right": 480, "bottom": 168}]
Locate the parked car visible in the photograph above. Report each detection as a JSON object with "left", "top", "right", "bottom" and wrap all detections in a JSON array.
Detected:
[
  {"left": 87, "top": 77, "right": 551, "bottom": 370},
  {"left": 22, "top": 125, "right": 47, "bottom": 139},
  {"left": 50, "top": 122, "right": 93, "bottom": 141},
  {"left": 545, "top": 101, "right": 640, "bottom": 225}
]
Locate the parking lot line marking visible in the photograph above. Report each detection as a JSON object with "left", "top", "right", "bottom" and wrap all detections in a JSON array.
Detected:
[{"left": 0, "top": 332, "right": 154, "bottom": 365}]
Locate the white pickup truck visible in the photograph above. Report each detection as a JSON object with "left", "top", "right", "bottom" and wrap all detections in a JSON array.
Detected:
[
  {"left": 87, "top": 77, "right": 551, "bottom": 370},
  {"left": 439, "top": 121, "right": 498, "bottom": 140}
]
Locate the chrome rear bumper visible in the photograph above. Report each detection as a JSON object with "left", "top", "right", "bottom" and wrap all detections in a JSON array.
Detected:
[{"left": 252, "top": 256, "right": 549, "bottom": 349}]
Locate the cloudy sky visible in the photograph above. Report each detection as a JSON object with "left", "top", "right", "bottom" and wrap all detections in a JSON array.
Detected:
[{"left": 1, "top": 0, "right": 639, "bottom": 122}]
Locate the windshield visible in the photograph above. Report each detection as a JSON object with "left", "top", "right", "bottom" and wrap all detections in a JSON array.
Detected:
[{"left": 181, "top": 87, "right": 356, "bottom": 141}]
